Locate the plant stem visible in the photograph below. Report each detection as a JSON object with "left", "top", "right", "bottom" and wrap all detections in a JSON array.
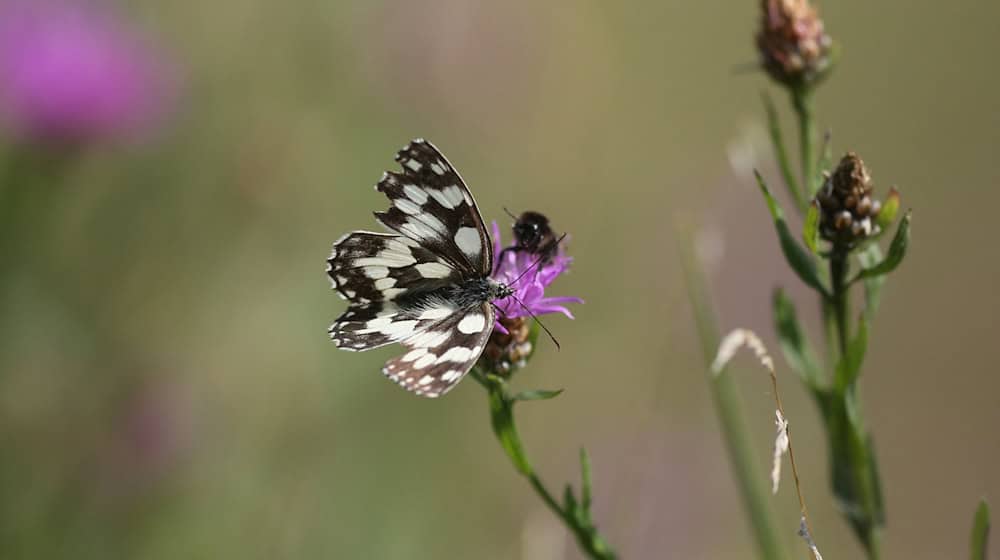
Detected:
[
  {"left": 678, "top": 231, "right": 788, "bottom": 560},
  {"left": 473, "top": 370, "right": 617, "bottom": 560},
  {"left": 792, "top": 86, "right": 817, "bottom": 201},
  {"left": 828, "top": 251, "right": 883, "bottom": 560},
  {"left": 762, "top": 92, "right": 805, "bottom": 211},
  {"left": 829, "top": 251, "right": 849, "bottom": 360}
]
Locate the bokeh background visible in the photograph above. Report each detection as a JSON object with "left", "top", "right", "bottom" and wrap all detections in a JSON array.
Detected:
[{"left": 1, "top": 0, "right": 997, "bottom": 558}]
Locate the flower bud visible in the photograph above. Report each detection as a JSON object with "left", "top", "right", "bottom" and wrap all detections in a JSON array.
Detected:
[
  {"left": 480, "top": 317, "right": 534, "bottom": 377},
  {"left": 816, "top": 152, "right": 898, "bottom": 251},
  {"left": 756, "top": 0, "right": 834, "bottom": 88}
]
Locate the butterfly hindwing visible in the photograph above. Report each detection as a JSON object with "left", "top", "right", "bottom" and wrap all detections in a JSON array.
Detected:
[
  {"left": 374, "top": 139, "right": 493, "bottom": 276},
  {"left": 382, "top": 303, "right": 495, "bottom": 398},
  {"left": 327, "top": 231, "right": 463, "bottom": 303},
  {"left": 329, "top": 296, "right": 467, "bottom": 352}
]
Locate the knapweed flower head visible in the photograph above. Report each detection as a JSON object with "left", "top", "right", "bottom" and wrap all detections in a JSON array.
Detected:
[
  {"left": 816, "top": 152, "right": 899, "bottom": 251},
  {"left": 0, "top": 0, "right": 174, "bottom": 143},
  {"left": 757, "top": 0, "right": 834, "bottom": 88},
  {"left": 481, "top": 221, "right": 582, "bottom": 375}
]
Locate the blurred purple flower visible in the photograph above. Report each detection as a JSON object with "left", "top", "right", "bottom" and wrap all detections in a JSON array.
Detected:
[
  {"left": 0, "top": 0, "right": 174, "bottom": 142},
  {"left": 490, "top": 221, "right": 582, "bottom": 332}
]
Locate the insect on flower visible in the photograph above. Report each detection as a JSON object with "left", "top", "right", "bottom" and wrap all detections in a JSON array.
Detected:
[
  {"left": 327, "top": 139, "right": 580, "bottom": 397},
  {"left": 501, "top": 209, "right": 560, "bottom": 265}
]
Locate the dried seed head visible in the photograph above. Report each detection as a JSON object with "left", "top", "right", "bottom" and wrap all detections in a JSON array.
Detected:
[
  {"left": 757, "top": 0, "right": 834, "bottom": 88},
  {"left": 816, "top": 152, "right": 894, "bottom": 250},
  {"left": 480, "top": 316, "right": 534, "bottom": 377}
]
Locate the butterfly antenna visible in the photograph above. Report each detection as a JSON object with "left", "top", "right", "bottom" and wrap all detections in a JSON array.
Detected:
[
  {"left": 508, "top": 233, "right": 568, "bottom": 288},
  {"left": 507, "top": 294, "right": 561, "bottom": 350},
  {"left": 490, "top": 301, "right": 507, "bottom": 319}
]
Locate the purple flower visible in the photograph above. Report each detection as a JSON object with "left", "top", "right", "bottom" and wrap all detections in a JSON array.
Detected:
[
  {"left": 0, "top": 0, "right": 174, "bottom": 142},
  {"left": 490, "top": 221, "right": 582, "bottom": 332}
]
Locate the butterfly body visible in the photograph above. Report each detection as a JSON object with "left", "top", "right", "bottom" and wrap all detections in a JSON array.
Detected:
[{"left": 327, "top": 139, "right": 506, "bottom": 398}]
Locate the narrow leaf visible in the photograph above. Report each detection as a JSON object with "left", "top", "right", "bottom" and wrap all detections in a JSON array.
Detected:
[
  {"left": 755, "top": 170, "right": 829, "bottom": 297},
  {"left": 827, "top": 397, "right": 885, "bottom": 550},
  {"left": 762, "top": 92, "right": 803, "bottom": 209},
  {"left": 511, "top": 388, "right": 564, "bottom": 402},
  {"left": 580, "top": 448, "right": 593, "bottom": 514},
  {"left": 971, "top": 499, "right": 990, "bottom": 560},
  {"left": 866, "top": 436, "right": 887, "bottom": 525},
  {"left": 563, "top": 483, "right": 578, "bottom": 514},
  {"left": 803, "top": 201, "right": 821, "bottom": 254},
  {"left": 773, "top": 289, "right": 823, "bottom": 392},
  {"left": 855, "top": 211, "right": 911, "bottom": 282}
]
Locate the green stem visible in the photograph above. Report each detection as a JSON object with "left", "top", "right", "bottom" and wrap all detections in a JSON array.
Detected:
[
  {"left": 473, "top": 370, "right": 617, "bottom": 560},
  {"left": 762, "top": 92, "right": 805, "bottom": 211},
  {"left": 678, "top": 231, "right": 788, "bottom": 560},
  {"left": 829, "top": 251, "right": 849, "bottom": 361},
  {"left": 792, "top": 86, "right": 817, "bottom": 202},
  {"left": 828, "top": 252, "right": 882, "bottom": 560}
]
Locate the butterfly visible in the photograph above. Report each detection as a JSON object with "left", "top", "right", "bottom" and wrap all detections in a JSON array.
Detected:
[{"left": 327, "top": 139, "right": 514, "bottom": 398}]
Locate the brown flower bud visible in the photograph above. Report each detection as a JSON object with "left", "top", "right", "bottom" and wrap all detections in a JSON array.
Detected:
[
  {"left": 816, "top": 152, "right": 895, "bottom": 250},
  {"left": 480, "top": 316, "right": 534, "bottom": 377},
  {"left": 757, "top": 0, "right": 834, "bottom": 88}
]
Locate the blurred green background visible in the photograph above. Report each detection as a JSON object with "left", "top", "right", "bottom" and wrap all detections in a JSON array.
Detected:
[{"left": 1, "top": 1, "right": 997, "bottom": 558}]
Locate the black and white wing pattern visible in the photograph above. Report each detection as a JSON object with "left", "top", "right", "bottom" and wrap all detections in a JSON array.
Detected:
[
  {"left": 382, "top": 304, "right": 495, "bottom": 398},
  {"left": 327, "top": 139, "right": 502, "bottom": 398},
  {"left": 373, "top": 139, "right": 493, "bottom": 276}
]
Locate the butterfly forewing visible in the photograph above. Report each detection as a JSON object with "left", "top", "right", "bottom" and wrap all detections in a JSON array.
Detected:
[
  {"left": 382, "top": 304, "right": 495, "bottom": 398},
  {"left": 374, "top": 139, "right": 493, "bottom": 276}
]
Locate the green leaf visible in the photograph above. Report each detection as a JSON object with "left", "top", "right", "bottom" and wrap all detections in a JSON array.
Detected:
[
  {"left": 803, "top": 201, "right": 820, "bottom": 254},
  {"left": 580, "top": 448, "right": 593, "bottom": 518},
  {"left": 563, "top": 483, "right": 578, "bottom": 513},
  {"left": 971, "top": 499, "right": 991, "bottom": 560},
  {"left": 866, "top": 436, "right": 887, "bottom": 526},
  {"left": 772, "top": 289, "right": 823, "bottom": 392},
  {"left": 755, "top": 171, "right": 829, "bottom": 297},
  {"left": 825, "top": 396, "right": 885, "bottom": 553},
  {"left": 854, "top": 210, "right": 911, "bottom": 282},
  {"left": 762, "top": 92, "right": 804, "bottom": 210},
  {"left": 510, "top": 388, "right": 564, "bottom": 402},
  {"left": 875, "top": 187, "right": 901, "bottom": 233}
]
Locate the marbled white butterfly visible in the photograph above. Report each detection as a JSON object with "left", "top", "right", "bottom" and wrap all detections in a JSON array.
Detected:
[{"left": 327, "top": 139, "right": 514, "bottom": 398}]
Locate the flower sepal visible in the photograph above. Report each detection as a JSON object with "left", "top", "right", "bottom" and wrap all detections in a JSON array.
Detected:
[{"left": 479, "top": 317, "right": 539, "bottom": 377}]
